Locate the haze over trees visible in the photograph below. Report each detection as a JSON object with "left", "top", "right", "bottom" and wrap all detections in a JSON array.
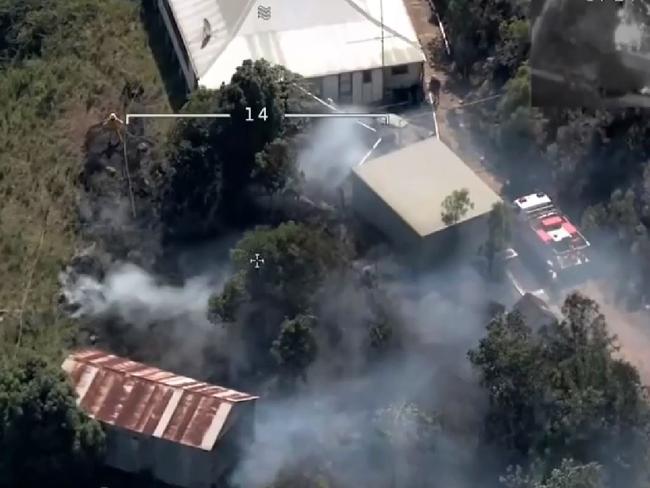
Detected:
[
  {"left": 3, "top": 0, "right": 650, "bottom": 487},
  {"left": 438, "top": 0, "right": 650, "bottom": 301},
  {"left": 483, "top": 202, "right": 513, "bottom": 278},
  {"left": 470, "top": 292, "right": 649, "bottom": 485},
  {"left": 500, "top": 459, "right": 606, "bottom": 488}
]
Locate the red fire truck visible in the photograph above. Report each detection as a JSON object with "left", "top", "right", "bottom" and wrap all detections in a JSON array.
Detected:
[{"left": 512, "top": 192, "right": 591, "bottom": 285}]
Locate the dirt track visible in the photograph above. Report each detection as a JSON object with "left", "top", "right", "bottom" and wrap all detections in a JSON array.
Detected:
[
  {"left": 577, "top": 281, "right": 650, "bottom": 384},
  {"left": 404, "top": 0, "right": 650, "bottom": 385},
  {"left": 402, "top": 0, "right": 505, "bottom": 195}
]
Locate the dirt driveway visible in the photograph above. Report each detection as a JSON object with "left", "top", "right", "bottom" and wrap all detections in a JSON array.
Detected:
[{"left": 403, "top": 0, "right": 650, "bottom": 385}]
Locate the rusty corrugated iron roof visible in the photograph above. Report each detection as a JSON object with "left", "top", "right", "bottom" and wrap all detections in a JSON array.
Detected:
[{"left": 62, "top": 348, "right": 258, "bottom": 451}]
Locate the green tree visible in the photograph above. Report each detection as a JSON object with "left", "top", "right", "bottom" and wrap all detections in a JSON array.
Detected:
[
  {"left": 161, "top": 88, "right": 224, "bottom": 239},
  {"left": 374, "top": 402, "right": 439, "bottom": 451},
  {"left": 498, "top": 64, "right": 531, "bottom": 115},
  {"left": 469, "top": 292, "right": 648, "bottom": 482},
  {"left": 210, "top": 221, "right": 341, "bottom": 322},
  {"left": 271, "top": 314, "right": 318, "bottom": 380},
  {"left": 441, "top": 188, "right": 474, "bottom": 226},
  {"left": 208, "top": 222, "right": 342, "bottom": 376},
  {"left": 444, "top": 0, "right": 529, "bottom": 78},
  {"left": 253, "top": 137, "right": 299, "bottom": 194},
  {"left": 161, "top": 60, "right": 308, "bottom": 238},
  {"left": 484, "top": 202, "right": 512, "bottom": 279},
  {"left": 373, "top": 402, "right": 439, "bottom": 487},
  {"left": 501, "top": 459, "right": 606, "bottom": 488},
  {"left": 494, "top": 18, "right": 530, "bottom": 81},
  {"left": 0, "top": 355, "right": 105, "bottom": 488}
]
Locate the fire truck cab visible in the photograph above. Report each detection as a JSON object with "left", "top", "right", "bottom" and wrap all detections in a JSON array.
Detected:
[{"left": 512, "top": 192, "right": 591, "bottom": 287}]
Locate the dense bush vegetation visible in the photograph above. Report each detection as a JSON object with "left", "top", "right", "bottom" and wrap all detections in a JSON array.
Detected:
[
  {"left": 0, "top": 355, "right": 105, "bottom": 488},
  {"left": 442, "top": 0, "right": 650, "bottom": 305},
  {"left": 3, "top": 0, "right": 650, "bottom": 487},
  {"left": 0, "top": 0, "right": 169, "bottom": 358}
]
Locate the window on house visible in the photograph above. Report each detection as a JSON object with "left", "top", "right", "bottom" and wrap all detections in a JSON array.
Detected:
[
  {"left": 390, "top": 64, "right": 409, "bottom": 75},
  {"left": 362, "top": 70, "right": 372, "bottom": 83},
  {"left": 339, "top": 72, "right": 352, "bottom": 102}
]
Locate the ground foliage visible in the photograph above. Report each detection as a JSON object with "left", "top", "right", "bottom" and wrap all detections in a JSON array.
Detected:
[
  {"left": 441, "top": 0, "right": 650, "bottom": 304},
  {"left": 470, "top": 293, "right": 650, "bottom": 485},
  {"left": 159, "top": 60, "right": 319, "bottom": 240},
  {"left": 0, "top": 354, "right": 105, "bottom": 488},
  {"left": 5, "top": 0, "right": 650, "bottom": 487},
  {"left": 500, "top": 459, "right": 606, "bottom": 488},
  {"left": 0, "top": 0, "right": 170, "bottom": 358}
]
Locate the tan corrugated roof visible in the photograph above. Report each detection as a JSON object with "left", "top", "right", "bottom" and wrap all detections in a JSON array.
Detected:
[
  {"left": 62, "top": 349, "right": 257, "bottom": 451},
  {"left": 354, "top": 138, "right": 502, "bottom": 237}
]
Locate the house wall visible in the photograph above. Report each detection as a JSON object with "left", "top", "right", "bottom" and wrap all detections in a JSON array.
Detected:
[
  {"left": 384, "top": 62, "right": 423, "bottom": 90},
  {"left": 102, "top": 407, "right": 255, "bottom": 488},
  {"left": 352, "top": 71, "right": 364, "bottom": 105},
  {"left": 419, "top": 214, "right": 489, "bottom": 265},
  {"left": 371, "top": 68, "right": 384, "bottom": 101},
  {"left": 309, "top": 62, "right": 421, "bottom": 107},
  {"left": 157, "top": 0, "right": 197, "bottom": 91},
  {"left": 351, "top": 173, "right": 489, "bottom": 267},
  {"left": 321, "top": 75, "right": 340, "bottom": 102},
  {"left": 351, "top": 172, "right": 421, "bottom": 251}
]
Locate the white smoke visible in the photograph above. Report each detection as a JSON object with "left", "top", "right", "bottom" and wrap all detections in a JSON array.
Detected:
[
  {"left": 615, "top": 5, "right": 644, "bottom": 52},
  {"left": 231, "top": 261, "right": 494, "bottom": 488},
  {"left": 60, "top": 263, "right": 216, "bottom": 329},
  {"left": 297, "top": 114, "right": 375, "bottom": 189}
]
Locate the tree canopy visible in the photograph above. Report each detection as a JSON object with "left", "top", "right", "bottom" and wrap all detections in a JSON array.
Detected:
[
  {"left": 0, "top": 355, "right": 105, "bottom": 488},
  {"left": 501, "top": 459, "right": 606, "bottom": 488},
  {"left": 441, "top": 188, "right": 475, "bottom": 225},
  {"left": 160, "top": 60, "right": 315, "bottom": 239},
  {"left": 483, "top": 202, "right": 513, "bottom": 279},
  {"left": 208, "top": 222, "right": 343, "bottom": 377},
  {"left": 271, "top": 314, "right": 318, "bottom": 381},
  {"left": 209, "top": 221, "right": 342, "bottom": 322},
  {"left": 469, "top": 292, "right": 648, "bottom": 483}
]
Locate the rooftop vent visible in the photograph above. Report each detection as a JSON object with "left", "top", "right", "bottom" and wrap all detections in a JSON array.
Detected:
[{"left": 201, "top": 18, "right": 212, "bottom": 48}]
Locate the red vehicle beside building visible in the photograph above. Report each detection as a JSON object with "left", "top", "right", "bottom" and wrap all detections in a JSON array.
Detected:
[{"left": 512, "top": 192, "right": 591, "bottom": 285}]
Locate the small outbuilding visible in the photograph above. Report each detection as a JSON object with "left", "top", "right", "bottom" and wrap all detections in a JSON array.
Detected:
[
  {"left": 351, "top": 137, "right": 502, "bottom": 264},
  {"left": 513, "top": 292, "right": 558, "bottom": 330},
  {"left": 63, "top": 349, "right": 258, "bottom": 488}
]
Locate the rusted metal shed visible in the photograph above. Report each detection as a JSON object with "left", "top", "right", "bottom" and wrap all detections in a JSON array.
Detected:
[{"left": 63, "top": 349, "right": 258, "bottom": 487}]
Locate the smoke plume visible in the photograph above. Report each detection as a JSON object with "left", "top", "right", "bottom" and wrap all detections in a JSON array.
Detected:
[
  {"left": 297, "top": 113, "right": 376, "bottom": 189},
  {"left": 60, "top": 263, "right": 219, "bottom": 329}
]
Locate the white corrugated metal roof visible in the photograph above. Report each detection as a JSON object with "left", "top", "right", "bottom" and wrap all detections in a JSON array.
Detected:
[
  {"left": 353, "top": 138, "right": 502, "bottom": 237},
  {"left": 166, "top": 0, "right": 425, "bottom": 88}
]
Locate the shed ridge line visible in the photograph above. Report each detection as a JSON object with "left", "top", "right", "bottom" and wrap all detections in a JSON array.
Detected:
[{"left": 70, "top": 350, "right": 257, "bottom": 402}]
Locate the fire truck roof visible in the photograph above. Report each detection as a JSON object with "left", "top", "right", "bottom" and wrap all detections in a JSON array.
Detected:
[{"left": 514, "top": 192, "right": 552, "bottom": 211}]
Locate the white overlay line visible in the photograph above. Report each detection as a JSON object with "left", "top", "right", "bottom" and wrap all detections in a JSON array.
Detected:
[
  {"left": 284, "top": 113, "right": 389, "bottom": 119},
  {"left": 125, "top": 113, "right": 231, "bottom": 124}
]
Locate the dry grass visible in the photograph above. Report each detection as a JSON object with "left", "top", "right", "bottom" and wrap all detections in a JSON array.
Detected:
[{"left": 0, "top": 0, "right": 171, "bottom": 361}]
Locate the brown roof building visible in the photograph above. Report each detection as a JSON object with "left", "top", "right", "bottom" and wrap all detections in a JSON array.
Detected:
[{"left": 63, "top": 349, "right": 257, "bottom": 488}]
